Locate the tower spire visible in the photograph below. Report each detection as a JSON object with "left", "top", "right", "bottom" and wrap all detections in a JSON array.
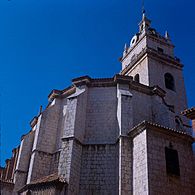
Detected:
[
  {"left": 139, "top": 0, "right": 151, "bottom": 33},
  {"left": 142, "top": 0, "right": 146, "bottom": 17}
]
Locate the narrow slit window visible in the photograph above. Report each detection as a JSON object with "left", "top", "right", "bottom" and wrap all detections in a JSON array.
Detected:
[{"left": 165, "top": 147, "right": 180, "bottom": 176}]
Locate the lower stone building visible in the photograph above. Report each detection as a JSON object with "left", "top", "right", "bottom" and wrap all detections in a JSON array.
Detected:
[{"left": 1, "top": 12, "right": 195, "bottom": 195}]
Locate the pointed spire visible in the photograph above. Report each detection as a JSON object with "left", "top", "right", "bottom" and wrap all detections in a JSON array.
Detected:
[
  {"left": 123, "top": 43, "right": 128, "bottom": 56},
  {"left": 39, "top": 105, "right": 43, "bottom": 115},
  {"left": 139, "top": 12, "right": 151, "bottom": 33},
  {"left": 165, "top": 31, "right": 170, "bottom": 40},
  {"left": 142, "top": 0, "right": 145, "bottom": 18},
  {"left": 142, "top": 10, "right": 146, "bottom": 20},
  {"left": 124, "top": 43, "right": 127, "bottom": 51},
  {"left": 139, "top": 0, "right": 151, "bottom": 33}
]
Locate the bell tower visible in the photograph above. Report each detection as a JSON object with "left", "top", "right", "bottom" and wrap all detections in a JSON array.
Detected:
[{"left": 120, "top": 12, "right": 188, "bottom": 124}]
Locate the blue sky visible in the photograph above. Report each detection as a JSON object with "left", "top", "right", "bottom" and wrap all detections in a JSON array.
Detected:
[{"left": 0, "top": 0, "right": 195, "bottom": 165}]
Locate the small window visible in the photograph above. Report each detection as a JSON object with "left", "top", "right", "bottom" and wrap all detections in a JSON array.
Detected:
[
  {"left": 165, "top": 147, "right": 180, "bottom": 176},
  {"left": 164, "top": 73, "right": 175, "bottom": 91},
  {"left": 134, "top": 74, "right": 140, "bottom": 83},
  {"left": 158, "top": 47, "right": 164, "bottom": 53}
]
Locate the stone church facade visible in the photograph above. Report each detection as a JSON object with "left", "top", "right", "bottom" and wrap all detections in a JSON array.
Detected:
[{"left": 1, "top": 13, "right": 195, "bottom": 195}]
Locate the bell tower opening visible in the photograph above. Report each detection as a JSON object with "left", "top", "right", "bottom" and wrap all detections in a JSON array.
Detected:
[{"left": 164, "top": 73, "right": 175, "bottom": 91}]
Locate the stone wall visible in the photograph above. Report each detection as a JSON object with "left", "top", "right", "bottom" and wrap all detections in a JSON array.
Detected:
[
  {"left": 0, "top": 181, "right": 14, "bottom": 195},
  {"left": 117, "top": 84, "right": 133, "bottom": 135},
  {"left": 85, "top": 87, "right": 117, "bottom": 144},
  {"left": 27, "top": 98, "right": 63, "bottom": 183},
  {"left": 35, "top": 99, "right": 62, "bottom": 153},
  {"left": 68, "top": 140, "right": 82, "bottom": 194},
  {"left": 63, "top": 97, "right": 78, "bottom": 138},
  {"left": 117, "top": 84, "right": 133, "bottom": 195},
  {"left": 151, "top": 95, "right": 175, "bottom": 129},
  {"left": 19, "top": 185, "right": 65, "bottom": 195},
  {"left": 131, "top": 90, "right": 152, "bottom": 126},
  {"left": 27, "top": 150, "right": 60, "bottom": 183},
  {"left": 27, "top": 151, "right": 53, "bottom": 182},
  {"left": 14, "top": 130, "right": 35, "bottom": 192},
  {"left": 4, "top": 75, "right": 192, "bottom": 195},
  {"left": 79, "top": 144, "right": 118, "bottom": 195},
  {"left": 192, "top": 119, "right": 195, "bottom": 135},
  {"left": 58, "top": 139, "right": 82, "bottom": 195},
  {"left": 1, "top": 148, "right": 19, "bottom": 183},
  {"left": 147, "top": 37, "right": 174, "bottom": 57},
  {"left": 50, "top": 151, "right": 61, "bottom": 174},
  {"left": 147, "top": 128, "right": 194, "bottom": 195},
  {"left": 193, "top": 154, "right": 195, "bottom": 194},
  {"left": 58, "top": 139, "right": 73, "bottom": 183},
  {"left": 148, "top": 58, "right": 189, "bottom": 125},
  {"left": 58, "top": 83, "right": 187, "bottom": 194},
  {"left": 59, "top": 87, "right": 88, "bottom": 194},
  {"left": 132, "top": 130, "right": 149, "bottom": 195},
  {"left": 119, "top": 137, "right": 132, "bottom": 195},
  {"left": 126, "top": 57, "right": 149, "bottom": 86},
  {"left": 122, "top": 36, "right": 147, "bottom": 70},
  {"left": 74, "top": 87, "right": 88, "bottom": 142}
]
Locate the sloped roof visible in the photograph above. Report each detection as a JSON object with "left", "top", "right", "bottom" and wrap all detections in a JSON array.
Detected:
[
  {"left": 182, "top": 107, "right": 195, "bottom": 119},
  {"left": 128, "top": 120, "right": 194, "bottom": 142},
  {"left": 30, "top": 173, "right": 59, "bottom": 185},
  {"left": 18, "top": 173, "right": 66, "bottom": 193}
]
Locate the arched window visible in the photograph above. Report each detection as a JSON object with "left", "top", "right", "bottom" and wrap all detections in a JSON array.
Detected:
[
  {"left": 134, "top": 74, "right": 140, "bottom": 83},
  {"left": 164, "top": 73, "right": 175, "bottom": 91}
]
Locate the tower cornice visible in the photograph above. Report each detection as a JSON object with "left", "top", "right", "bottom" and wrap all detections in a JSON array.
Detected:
[
  {"left": 121, "top": 33, "right": 174, "bottom": 63},
  {"left": 120, "top": 47, "right": 183, "bottom": 76}
]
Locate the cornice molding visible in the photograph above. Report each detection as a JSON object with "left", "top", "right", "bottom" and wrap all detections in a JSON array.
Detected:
[
  {"left": 120, "top": 47, "right": 183, "bottom": 76},
  {"left": 128, "top": 120, "right": 194, "bottom": 143}
]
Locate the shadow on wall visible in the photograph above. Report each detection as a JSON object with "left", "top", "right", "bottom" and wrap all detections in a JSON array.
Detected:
[{"left": 193, "top": 143, "right": 195, "bottom": 154}]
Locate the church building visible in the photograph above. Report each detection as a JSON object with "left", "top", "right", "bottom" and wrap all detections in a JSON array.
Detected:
[{"left": 1, "top": 11, "right": 195, "bottom": 195}]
